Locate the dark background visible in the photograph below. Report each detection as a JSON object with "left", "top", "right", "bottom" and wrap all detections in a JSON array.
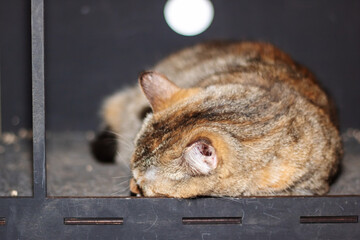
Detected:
[{"left": 1, "top": 0, "right": 359, "bottom": 132}]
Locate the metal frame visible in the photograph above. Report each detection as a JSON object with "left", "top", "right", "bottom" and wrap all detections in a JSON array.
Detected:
[{"left": 0, "top": 0, "right": 359, "bottom": 239}]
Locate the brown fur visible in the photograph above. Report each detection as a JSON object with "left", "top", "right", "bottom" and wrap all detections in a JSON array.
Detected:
[{"left": 102, "top": 41, "right": 342, "bottom": 197}]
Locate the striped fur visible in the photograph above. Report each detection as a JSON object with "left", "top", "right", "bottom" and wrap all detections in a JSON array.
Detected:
[{"left": 102, "top": 41, "right": 342, "bottom": 197}]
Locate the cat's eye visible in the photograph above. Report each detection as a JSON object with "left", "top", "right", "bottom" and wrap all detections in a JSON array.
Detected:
[{"left": 183, "top": 140, "right": 217, "bottom": 175}]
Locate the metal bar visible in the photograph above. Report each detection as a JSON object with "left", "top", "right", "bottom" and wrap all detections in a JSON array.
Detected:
[
  {"left": 31, "top": 0, "right": 46, "bottom": 199},
  {"left": 300, "top": 215, "right": 358, "bottom": 224},
  {"left": 0, "top": 196, "right": 359, "bottom": 238},
  {"left": 182, "top": 217, "right": 242, "bottom": 225},
  {"left": 0, "top": 53, "right": 2, "bottom": 136},
  {"left": 64, "top": 218, "right": 124, "bottom": 225},
  {"left": 0, "top": 217, "right": 5, "bottom": 226}
]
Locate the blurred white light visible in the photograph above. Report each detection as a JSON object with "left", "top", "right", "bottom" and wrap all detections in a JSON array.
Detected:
[{"left": 164, "top": 0, "right": 214, "bottom": 36}]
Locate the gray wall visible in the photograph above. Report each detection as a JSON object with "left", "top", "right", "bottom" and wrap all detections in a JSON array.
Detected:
[{"left": 1, "top": 0, "right": 359, "bottom": 132}]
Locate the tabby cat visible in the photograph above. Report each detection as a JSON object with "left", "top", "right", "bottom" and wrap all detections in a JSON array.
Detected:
[{"left": 93, "top": 41, "right": 342, "bottom": 197}]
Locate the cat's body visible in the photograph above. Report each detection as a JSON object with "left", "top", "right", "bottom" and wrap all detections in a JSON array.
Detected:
[{"left": 96, "top": 41, "right": 342, "bottom": 197}]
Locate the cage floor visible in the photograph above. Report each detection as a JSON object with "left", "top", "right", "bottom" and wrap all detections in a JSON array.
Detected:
[{"left": 1, "top": 130, "right": 360, "bottom": 197}]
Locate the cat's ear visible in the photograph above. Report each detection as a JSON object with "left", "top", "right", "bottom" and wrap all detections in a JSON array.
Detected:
[
  {"left": 139, "top": 71, "right": 180, "bottom": 112},
  {"left": 184, "top": 140, "right": 218, "bottom": 175}
]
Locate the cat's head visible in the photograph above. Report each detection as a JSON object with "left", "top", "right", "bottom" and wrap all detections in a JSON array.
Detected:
[
  {"left": 130, "top": 71, "right": 242, "bottom": 197},
  {"left": 129, "top": 71, "right": 259, "bottom": 198},
  {"left": 129, "top": 71, "right": 338, "bottom": 197}
]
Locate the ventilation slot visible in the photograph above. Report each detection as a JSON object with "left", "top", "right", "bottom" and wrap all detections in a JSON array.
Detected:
[
  {"left": 300, "top": 215, "right": 358, "bottom": 224},
  {"left": 182, "top": 217, "right": 242, "bottom": 225},
  {"left": 64, "top": 217, "right": 123, "bottom": 225}
]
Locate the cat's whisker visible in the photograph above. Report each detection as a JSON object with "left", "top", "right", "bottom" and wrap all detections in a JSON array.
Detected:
[
  {"left": 111, "top": 185, "right": 130, "bottom": 196},
  {"left": 114, "top": 178, "right": 131, "bottom": 184},
  {"left": 115, "top": 154, "right": 132, "bottom": 171},
  {"left": 117, "top": 139, "right": 134, "bottom": 151},
  {"left": 105, "top": 130, "right": 134, "bottom": 148},
  {"left": 112, "top": 175, "right": 131, "bottom": 179},
  {"left": 115, "top": 181, "right": 130, "bottom": 188},
  {"left": 114, "top": 177, "right": 131, "bottom": 188}
]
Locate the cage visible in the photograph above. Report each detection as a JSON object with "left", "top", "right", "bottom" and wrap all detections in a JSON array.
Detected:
[{"left": 0, "top": 0, "right": 359, "bottom": 239}]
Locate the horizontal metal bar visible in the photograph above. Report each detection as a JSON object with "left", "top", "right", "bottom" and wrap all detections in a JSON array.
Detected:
[
  {"left": 64, "top": 217, "right": 124, "bottom": 225},
  {"left": 0, "top": 218, "right": 5, "bottom": 225},
  {"left": 300, "top": 215, "right": 358, "bottom": 224},
  {"left": 182, "top": 217, "right": 242, "bottom": 225}
]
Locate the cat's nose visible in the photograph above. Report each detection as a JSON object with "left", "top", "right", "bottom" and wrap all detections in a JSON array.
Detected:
[{"left": 129, "top": 178, "right": 143, "bottom": 196}]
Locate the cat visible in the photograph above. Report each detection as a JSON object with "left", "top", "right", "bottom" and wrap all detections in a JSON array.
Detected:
[{"left": 92, "top": 41, "right": 342, "bottom": 198}]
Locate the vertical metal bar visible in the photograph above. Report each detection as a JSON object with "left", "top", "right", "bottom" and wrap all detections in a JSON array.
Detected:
[
  {"left": 0, "top": 52, "right": 2, "bottom": 136},
  {"left": 31, "top": 0, "right": 46, "bottom": 199}
]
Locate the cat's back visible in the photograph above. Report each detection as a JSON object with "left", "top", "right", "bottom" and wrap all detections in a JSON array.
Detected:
[
  {"left": 98, "top": 41, "right": 339, "bottom": 179},
  {"left": 131, "top": 42, "right": 342, "bottom": 197},
  {"left": 154, "top": 41, "right": 331, "bottom": 117}
]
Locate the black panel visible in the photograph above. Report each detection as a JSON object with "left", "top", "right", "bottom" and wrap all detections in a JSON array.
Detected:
[
  {"left": 0, "top": 0, "right": 31, "bottom": 132},
  {"left": 1, "top": 1, "right": 359, "bottom": 131},
  {"left": 0, "top": 197, "right": 359, "bottom": 239},
  {"left": 42, "top": 0, "right": 359, "bottom": 131}
]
